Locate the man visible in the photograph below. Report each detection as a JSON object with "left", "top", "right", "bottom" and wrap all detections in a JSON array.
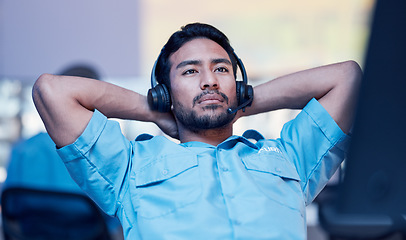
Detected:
[{"left": 32, "top": 23, "right": 362, "bottom": 239}]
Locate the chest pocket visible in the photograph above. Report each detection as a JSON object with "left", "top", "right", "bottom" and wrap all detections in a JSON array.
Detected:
[
  {"left": 241, "top": 153, "right": 305, "bottom": 214},
  {"left": 133, "top": 153, "right": 201, "bottom": 219}
]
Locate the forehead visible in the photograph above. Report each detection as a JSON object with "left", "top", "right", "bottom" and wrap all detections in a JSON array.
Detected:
[{"left": 169, "top": 38, "right": 230, "bottom": 66}]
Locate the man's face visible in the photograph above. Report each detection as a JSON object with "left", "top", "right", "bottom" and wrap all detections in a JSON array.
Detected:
[{"left": 169, "top": 38, "right": 238, "bottom": 132}]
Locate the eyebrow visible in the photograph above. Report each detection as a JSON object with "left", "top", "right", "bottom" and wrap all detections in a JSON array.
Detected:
[
  {"left": 176, "top": 60, "right": 201, "bottom": 69},
  {"left": 175, "top": 58, "right": 232, "bottom": 69},
  {"left": 212, "top": 58, "right": 232, "bottom": 66}
]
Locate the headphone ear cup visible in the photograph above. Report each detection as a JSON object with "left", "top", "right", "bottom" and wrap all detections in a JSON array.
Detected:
[
  {"left": 236, "top": 81, "right": 253, "bottom": 107},
  {"left": 236, "top": 81, "right": 243, "bottom": 105},
  {"left": 147, "top": 84, "right": 171, "bottom": 112},
  {"left": 246, "top": 84, "right": 253, "bottom": 106}
]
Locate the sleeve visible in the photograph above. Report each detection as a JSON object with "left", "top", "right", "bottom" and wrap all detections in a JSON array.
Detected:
[
  {"left": 278, "top": 98, "right": 351, "bottom": 204},
  {"left": 57, "top": 110, "right": 132, "bottom": 215}
]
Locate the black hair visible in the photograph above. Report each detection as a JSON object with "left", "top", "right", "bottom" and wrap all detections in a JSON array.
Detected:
[
  {"left": 154, "top": 23, "right": 237, "bottom": 90},
  {"left": 59, "top": 64, "right": 100, "bottom": 80}
]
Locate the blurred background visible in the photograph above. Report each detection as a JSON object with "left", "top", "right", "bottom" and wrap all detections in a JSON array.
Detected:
[{"left": 0, "top": 0, "right": 375, "bottom": 239}]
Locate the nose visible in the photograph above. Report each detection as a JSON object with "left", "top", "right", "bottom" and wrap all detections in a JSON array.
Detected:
[{"left": 200, "top": 71, "right": 219, "bottom": 90}]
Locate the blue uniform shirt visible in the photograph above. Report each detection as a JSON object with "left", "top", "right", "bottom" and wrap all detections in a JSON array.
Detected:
[
  {"left": 4, "top": 132, "right": 82, "bottom": 193},
  {"left": 57, "top": 98, "right": 350, "bottom": 239},
  {"left": 3, "top": 132, "right": 123, "bottom": 235}
]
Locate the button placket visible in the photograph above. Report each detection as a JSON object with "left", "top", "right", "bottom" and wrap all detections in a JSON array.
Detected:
[
  {"left": 217, "top": 148, "right": 230, "bottom": 174},
  {"left": 227, "top": 194, "right": 234, "bottom": 199},
  {"left": 216, "top": 147, "right": 237, "bottom": 202},
  {"left": 233, "top": 219, "right": 241, "bottom": 225}
]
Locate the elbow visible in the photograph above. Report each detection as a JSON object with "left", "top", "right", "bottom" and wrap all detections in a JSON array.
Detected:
[
  {"left": 33, "top": 73, "right": 54, "bottom": 91},
  {"left": 337, "top": 60, "right": 363, "bottom": 97},
  {"left": 344, "top": 60, "right": 363, "bottom": 85},
  {"left": 32, "top": 73, "right": 56, "bottom": 106},
  {"left": 34, "top": 73, "right": 54, "bottom": 87}
]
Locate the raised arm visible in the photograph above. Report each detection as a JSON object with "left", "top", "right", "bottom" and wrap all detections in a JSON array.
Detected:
[
  {"left": 241, "top": 60, "right": 362, "bottom": 133},
  {"left": 32, "top": 74, "right": 177, "bottom": 147}
]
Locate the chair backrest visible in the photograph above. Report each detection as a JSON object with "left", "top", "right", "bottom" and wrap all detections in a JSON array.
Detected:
[
  {"left": 1, "top": 187, "right": 111, "bottom": 240},
  {"left": 318, "top": 0, "right": 406, "bottom": 238}
]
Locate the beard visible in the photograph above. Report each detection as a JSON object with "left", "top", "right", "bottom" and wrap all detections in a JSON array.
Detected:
[{"left": 173, "top": 91, "right": 237, "bottom": 133}]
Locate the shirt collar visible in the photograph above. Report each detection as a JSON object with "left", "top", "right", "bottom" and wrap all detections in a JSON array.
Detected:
[
  {"left": 180, "top": 141, "right": 216, "bottom": 148},
  {"left": 180, "top": 134, "right": 260, "bottom": 150},
  {"left": 219, "top": 135, "right": 260, "bottom": 150}
]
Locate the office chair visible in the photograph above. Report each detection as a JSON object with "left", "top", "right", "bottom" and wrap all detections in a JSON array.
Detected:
[
  {"left": 317, "top": 0, "right": 406, "bottom": 239},
  {"left": 1, "top": 187, "right": 111, "bottom": 240}
]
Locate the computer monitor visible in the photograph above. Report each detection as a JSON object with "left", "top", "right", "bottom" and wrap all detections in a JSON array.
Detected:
[{"left": 319, "top": 0, "right": 406, "bottom": 238}]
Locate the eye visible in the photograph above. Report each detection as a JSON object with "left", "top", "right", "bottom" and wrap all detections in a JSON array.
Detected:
[
  {"left": 182, "top": 69, "right": 198, "bottom": 75},
  {"left": 215, "top": 67, "right": 229, "bottom": 73}
]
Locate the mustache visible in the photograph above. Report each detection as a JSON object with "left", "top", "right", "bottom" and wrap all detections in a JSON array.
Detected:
[{"left": 192, "top": 90, "right": 229, "bottom": 107}]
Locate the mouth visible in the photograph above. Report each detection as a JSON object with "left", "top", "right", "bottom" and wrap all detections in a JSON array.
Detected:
[
  {"left": 193, "top": 91, "right": 229, "bottom": 107},
  {"left": 198, "top": 94, "right": 224, "bottom": 104}
]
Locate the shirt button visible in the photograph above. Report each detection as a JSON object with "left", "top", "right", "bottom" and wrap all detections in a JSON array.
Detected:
[
  {"left": 275, "top": 167, "right": 281, "bottom": 173},
  {"left": 222, "top": 167, "right": 229, "bottom": 172},
  {"left": 227, "top": 194, "right": 235, "bottom": 199},
  {"left": 162, "top": 169, "right": 168, "bottom": 175},
  {"left": 233, "top": 220, "right": 241, "bottom": 225}
]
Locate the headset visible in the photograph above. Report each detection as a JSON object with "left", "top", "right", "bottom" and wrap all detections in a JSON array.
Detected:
[{"left": 147, "top": 51, "right": 253, "bottom": 114}]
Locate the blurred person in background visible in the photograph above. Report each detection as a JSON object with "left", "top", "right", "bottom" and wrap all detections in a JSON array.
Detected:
[{"left": 3, "top": 64, "right": 123, "bottom": 240}]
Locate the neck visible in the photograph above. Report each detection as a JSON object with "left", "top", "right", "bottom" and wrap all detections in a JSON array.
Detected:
[{"left": 178, "top": 124, "right": 233, "bottom": 146}]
